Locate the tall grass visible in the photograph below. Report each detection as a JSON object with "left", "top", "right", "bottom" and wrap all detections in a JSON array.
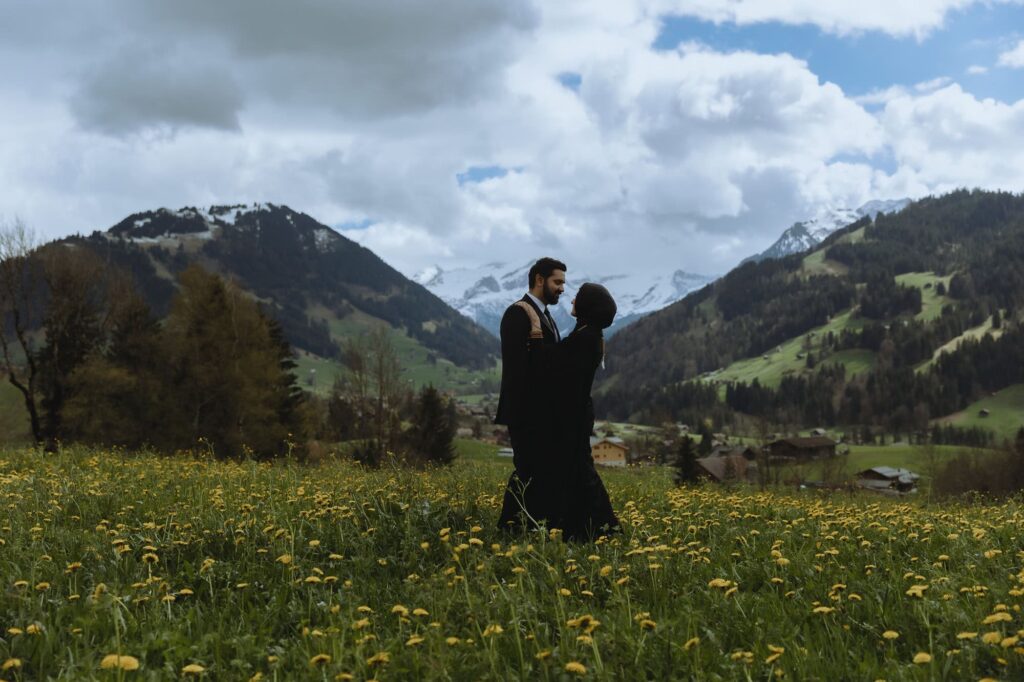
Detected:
[{"left": 0, "top": 445, "right": 1021, "bottom": 679}]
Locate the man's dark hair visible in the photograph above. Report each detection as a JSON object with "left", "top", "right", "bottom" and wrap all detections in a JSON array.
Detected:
[{"left": 527, "top": 257, "right": 567, "bottom": 288}]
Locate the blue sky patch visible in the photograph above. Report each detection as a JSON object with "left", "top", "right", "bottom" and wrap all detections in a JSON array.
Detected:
[
  {"left": 654, "top": 5, "right": 1024, "bottom": 104},
  {"left": 557, "top": 72, "right": 582, "bottom": 91},
  {"left": 456, "top": 165, "right": 510, "bottom": 186}
]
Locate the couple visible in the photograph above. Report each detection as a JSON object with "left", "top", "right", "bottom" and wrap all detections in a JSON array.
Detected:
[{"left": 495, "top": 257, "right": 621, "bottom": 541}]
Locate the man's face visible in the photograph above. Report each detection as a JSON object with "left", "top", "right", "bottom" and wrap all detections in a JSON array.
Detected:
[{"left": 542, "top": 269, "right": 566, "bottom": 305}]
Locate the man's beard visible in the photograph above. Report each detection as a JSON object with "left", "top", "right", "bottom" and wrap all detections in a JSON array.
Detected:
[{"left": 543, "top": 282, "right": 561, "bottom": 305}]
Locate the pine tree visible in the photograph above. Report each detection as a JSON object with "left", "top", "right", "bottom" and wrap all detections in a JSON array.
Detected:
[
  {"left": 405, "top": 385, "right": 456, "bottom": 466},
  {"left": 673, "top": 435, "right": 699, "bottom": 485},
  {"left": 697, "top": 421, "right": 713, "bottom": 456}
]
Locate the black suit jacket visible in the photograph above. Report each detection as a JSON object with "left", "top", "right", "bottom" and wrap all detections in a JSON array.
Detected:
[{"left": 494, "top": 295, "right": 558, "bottom": 426}]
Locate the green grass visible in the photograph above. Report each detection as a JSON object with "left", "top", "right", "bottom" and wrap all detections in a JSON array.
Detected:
[
  {"left": 800, "top": 248, "right": 849, "bottom": 277},
  {"left": 0, "top": 381, "right": 30, "bottom": 445},
  {"left": 916, "top": 315, "right": 1002, "bottom": 374},
  {"left": 936, "top": 384, "right": 1024, "bottom": 443},
  {"left": 894, "top": 271, "right": 953, "bottom": 322},
  {"left": 0, "top": 445, "right": 1022, "bottom": 680},
  {"left": 706, "top": 310, "right": 866, "bottom": 388}
]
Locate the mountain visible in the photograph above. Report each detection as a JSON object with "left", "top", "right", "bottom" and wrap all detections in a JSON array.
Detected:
[
  {"left": 412, "top": 261, "right": 716, "bottom": 337},
  {"left": 597, "top": 190, "right": 1024, "bottom": 437},
  {"left": 746, "top": 198, "right": 911, "bottom": 263},
  {"left": 70, "top": 203, "right": 498, "bottom": 371}
]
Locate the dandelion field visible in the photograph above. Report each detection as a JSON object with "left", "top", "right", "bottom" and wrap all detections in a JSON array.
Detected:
[{"left": 1, "top": 448, "right": 1023, "bottom": 680}]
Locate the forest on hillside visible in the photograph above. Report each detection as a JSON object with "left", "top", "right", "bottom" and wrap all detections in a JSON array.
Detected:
[{"left": 600, "top": 190, "right": 1024, "bottom": 439}]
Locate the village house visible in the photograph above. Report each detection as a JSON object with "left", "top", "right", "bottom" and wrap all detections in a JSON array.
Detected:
[
  {"left": 590, "top": 436, "right": 629, "bottom": 467},
  {"left": 855, "top": 467, "right": 920, "bottom": 495},
  {"left": 696, "top": 454, "right": 759, "bottom": 484},
  {"left": 768, "top": 436, "right": 837, "bottom": 461}
]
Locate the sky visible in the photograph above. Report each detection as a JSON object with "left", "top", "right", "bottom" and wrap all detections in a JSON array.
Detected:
[{"left": 1, "top": 1, "right": 1023, "bottom": 280}]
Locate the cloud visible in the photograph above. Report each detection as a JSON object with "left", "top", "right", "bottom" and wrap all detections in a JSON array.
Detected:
[
  {"left": 966, "top": 64, "right": 989, "bottom": 74},
  {"left": 879, "top": 84, "right": 1024, "bottom": 192},
  {"left": 70, "top": 45, "right": 244, "bottom": 135},
  {"left": 997, "top": 39, "right": 1024, "bottom": 67},
  {"left": 653, "top": 0, "right": 1024, "bottom": 38},
  {"left": 127, "top": 0, "right": 540, "bottom": 120},
  {"left": 3, "top": 0, "right": 1024, "bottom": 281}
]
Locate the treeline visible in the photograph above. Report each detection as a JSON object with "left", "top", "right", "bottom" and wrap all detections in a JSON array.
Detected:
[
  {"left": 713, "top": 322, "right": 1024, "bottom": 435},
  {"left": 2, "top": 224, "right": 458, "bottom": 463}
]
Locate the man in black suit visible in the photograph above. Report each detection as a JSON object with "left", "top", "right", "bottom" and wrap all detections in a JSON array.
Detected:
[{"left": 495, "top": 257, "right": 565, "bottom": 532}]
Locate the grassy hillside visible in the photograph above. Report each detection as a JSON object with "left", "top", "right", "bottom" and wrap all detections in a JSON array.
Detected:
[
  {"left": 894, "top": 271, "right": 952, "bottom": 321},
  {"left": 935, "top": 384, "right": 1024, "bottom": 442},
  {"left": 296, "top": 306, "right": 500, "bottom": 396},
  {"left": 704, "top": 310, "right": 869, "bottom": 388}
]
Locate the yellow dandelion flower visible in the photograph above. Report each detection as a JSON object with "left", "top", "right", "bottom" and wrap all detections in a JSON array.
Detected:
[
  {"left": 2, "top": 659, "right": 22, "bottom": 671},
  {"left": 351, "top": 618, "right": 371, "bottom": 630},
  {"left": 275, "top": 554, "right": 292, "bottom": 565},
  {"left": 683, "top": 637, "right": 700, "bottom": 651},
  {"left": 983, "top": 612, "right": 1013, "bottom": 625},
  {"left": 535, "top": 649, "right": 552, "bottom": 660},
  {"left": 35, "top": 582, "right": 50, "bottom": 591},
  {"left": 178, "top": 588, "right": 194, "bottom": 596},
  {"left": 812, "top": 606, "right": 835, "bottom": 614},
  {"left": 304, "top": 576, "right": 322, "bottom": 584},
  {"left": 956, "top": 632, "right": 978, "bottom": 640},
  {"left": 912, "top": 652, "right": 931, "bottom": 664},
  {"left": 141, "top": 553, "right": 159, "bottom": 564},
  {"left": 406, "top": 634, "right": 425, "bottom": 646},
  {"left": 7, "top": 628, "right": 22, "bottom": 636},
  {"left": 600, "top": 565, "right": 613, "bottom": 577},
  {"left": 564, "top": 661, "right": 587, "bottom": 675},
  {"left": 446, "top": 637, "right": 460, "bottom": 646},
  {"left": 983, "top": 632, "right": 1003, "bottom": 645},
  {"left": 639, "top": 619, "right": 657, "bottom": 630},
  {"left": 1001, "top": 636, "right": 1019, "bottom": 648},
  {"left": 883, "top": 630, "right": 900, "bottom": 640},
  {"left": 99, "top": 654, "right": 140, "bottom": 671},
  {"left": 308, "top": 540, "right": 321, "bottom": 548},
  {"left": 26, "top": 624, "right": 43, "bottom": 635},
  {"left": 391, "top": 604, "right": 409, "bottom": 616},
  {"left": 366, "top": 652, "right": 390, "bottom": 667},
  {"left": 181, "top": 663, "right": 205, "bottom": 674},
  {"left": 357, "top": 605, "right": 373, "bottom": 613},
  {"left": 482, "top": 624, "right": 504, "bottom": 637},
  {"left": 309, "top": 654, "right": 331, "bottom": 667},
  {"left": 905, "top": 584, "right": 928, "bottom": 598}
]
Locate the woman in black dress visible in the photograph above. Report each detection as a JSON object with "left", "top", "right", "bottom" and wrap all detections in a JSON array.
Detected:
[{"left": 537, "top": 282, "right": 622, "bottom": 541}]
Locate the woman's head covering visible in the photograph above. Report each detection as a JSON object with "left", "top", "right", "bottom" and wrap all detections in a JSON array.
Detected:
[{"left": 575, "top": 282, "right": 617, "bottom": 329}]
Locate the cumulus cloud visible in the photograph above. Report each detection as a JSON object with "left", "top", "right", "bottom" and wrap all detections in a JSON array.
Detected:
[
  {"left": 2, "top": 0, "right": 1024, "bottom": 279},
  {"left": 997, "top": 39, "right": 1024, "bottom": 67}
]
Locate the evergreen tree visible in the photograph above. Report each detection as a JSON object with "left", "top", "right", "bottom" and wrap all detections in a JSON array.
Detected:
[
  {"left": 697, "top": 421, "right": 714, "bottom": 456},
  {"left": 405, "top": 385, "right": 456, "bottom": 466},
  {"left": 673, "top": 435, "right": 699, "bottom": 485}
]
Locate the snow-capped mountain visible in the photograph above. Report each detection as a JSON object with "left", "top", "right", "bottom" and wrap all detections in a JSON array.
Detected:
[
  {"left": 412, "top": 261, "right": 715, "bottom": 337},
  {"left": 748, "top": 198, "right": 911, "bottom": 263}
]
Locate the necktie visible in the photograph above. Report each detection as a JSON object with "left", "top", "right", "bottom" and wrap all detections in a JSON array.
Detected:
[{"left": 544, "top": 308, "right": 560, "bottom": 341}]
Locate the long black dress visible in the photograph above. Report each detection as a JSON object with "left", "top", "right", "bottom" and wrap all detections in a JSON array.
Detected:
[{"left": 526, "top": 322, "right": 621, "bottom": 541}]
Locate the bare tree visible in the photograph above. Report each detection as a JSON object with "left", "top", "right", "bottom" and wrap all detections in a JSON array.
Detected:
[{"left": 0, "top": 219, "right": 43, "bottom": 444}]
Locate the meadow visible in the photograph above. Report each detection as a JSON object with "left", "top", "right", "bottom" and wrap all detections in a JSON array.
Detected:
[{"left": 1, "top": 446, "right": 1023, "bottom": 680}]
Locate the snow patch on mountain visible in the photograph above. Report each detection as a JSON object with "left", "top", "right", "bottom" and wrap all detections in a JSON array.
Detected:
[
  {"left": 750, "top": 198, "right": 911, "bottom": 263},
  {"left": 412, "top": 261, "right": 715, "bottom": 337}
]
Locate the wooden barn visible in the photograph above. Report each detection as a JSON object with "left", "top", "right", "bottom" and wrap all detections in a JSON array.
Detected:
[{"left": 768, "top": 436, "right": 837, "bottom": 460}]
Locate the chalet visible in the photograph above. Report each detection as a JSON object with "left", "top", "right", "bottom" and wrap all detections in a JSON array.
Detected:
[
  {"left": 590, "top": 436, "right": 628, "bottom": 467},
  {"left": 855, "top": 467, "right": 920, "bottom": 495},
  {"left": 709, "top": 445, "right": 761, "bottom": 460},
  {"left": 768, "top": 436, "right": 837, "bottom": 460},
  {"left": 696, "top": 454, "right": 759, "bottom": 483},
  {"left": 496, "top": 447, "right": 514, "bottom": 458}
]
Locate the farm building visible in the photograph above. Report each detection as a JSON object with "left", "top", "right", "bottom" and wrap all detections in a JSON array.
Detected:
[
  {"left": 768, "top": 436, "right": 837, "bottom": 460},
  {"left": 590, "top": 437, "right": 628, "bottom": 467},
  {"left": 855, "top": 467, "right": 920, "bottom": 495},
  {"left": 696, "top": 454, "right": 759, "bottom": 483}
]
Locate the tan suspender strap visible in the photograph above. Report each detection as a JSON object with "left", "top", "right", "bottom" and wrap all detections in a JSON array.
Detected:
[{"left": 514, "top": 301, "right": 544, "bottom": 339}]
